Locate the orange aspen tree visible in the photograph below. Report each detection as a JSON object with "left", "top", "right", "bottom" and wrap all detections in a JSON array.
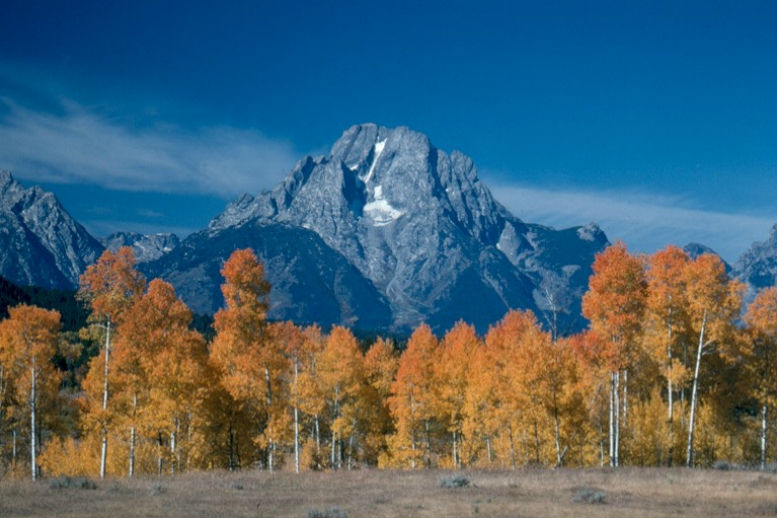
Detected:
[
  {"left": 256, "top": 324, "right": 291, "bottom": 473},
  {"left": 567, "top": 329, "right": 614, "bottom": 466},
  {"left": 461, "top": 339, "right": 497, "bottom": 466},
  {"left": 482, "top": 310, "right": 543, "bottom": 468},
  {"left": 543, "top": 335, "right": 586, "bottom": 467},
  {"left": 388, "top": 324, "right": 438, "bottom": 468},
  {"left": 295, "top": 325, "right": 327, "bottom": 469},
  {"left": 363, "top": 337, "right": 398, "bottom": 465},
  {"left": 434, "top": 321, "right": 480, "bottom": 468},
  {"left": 210, "top": 249, "right": 272, "bottom": 471},
  {"left": 744, "top": 286, "right": 777, "bottom": 470},
  {"left": 271, "top": 321, "right": 305, "bottom": 473},
  {"left": 317, "top": 326, "right": 364, "bottom": 470},
  {"left": 126, "top": 279, "right": 210, "bottom": 475},
  {"left": 78, "top": 247, "right": 145, "bottom": 478},
  {"left": 644, "top": 245, "right": 691, "bottom": 465},
  {"left": 683, "top": 253, "right": 743, "bottom": 467},
  {"left": 0, "top": 318, "right": 19, "bottom": 471},
  {"left": 581, "top": 242, "right": 647, "bottom": 467},
  {"left": 0, "top": 305, "right": 61, "bottom": 480}
]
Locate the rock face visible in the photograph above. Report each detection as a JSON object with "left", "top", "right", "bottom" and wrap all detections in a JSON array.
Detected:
[
  {"left": 142, "top": 220, "right": 393, "bottom": 329},
  {"left": 683, "top": 243, "right": 732, "bottom": 273},
  {"left": 102, "top": 231, "right": 180, "bottom": 263},
  {"left": 153, "top": 124, "right": 609, "bottom": 333},
  {"left": 734, "top": 224, "right": 777, "bottom": 295},
  {"left": 0, "top": 171, "right": 104, "bottom": 289}
]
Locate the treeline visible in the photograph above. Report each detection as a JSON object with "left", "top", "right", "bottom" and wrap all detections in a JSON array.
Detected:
[{"left": 0, "top": 243, "right": 775, "bottom": 480}]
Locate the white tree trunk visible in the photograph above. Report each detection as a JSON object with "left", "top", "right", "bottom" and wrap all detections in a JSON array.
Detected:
[
  {"left": 554, "top": 404, "right": 562, "bottom": 467},
  {"left": 293, "top": 358, "right": 300, "bottom": 474},
  {"left": 129, "top": 392, "right": 137, "bottom": 478},
  {"left": 667, "top": 326, "right": 674, "bottom": 467},
  {"left": 30, "top": 361, "right": 37, "bottom": 481},
  {"left": 761, "top": 403, "right": 767, "bottom": 471},
  {"left": 686, "top": 311, "right": 706, "bottom": 467},
  {"left": 170, "top": 427, "right": 176, "bottom": 475},
  {"left": 608, "top": 373, "right": 614, "bottom": 467},
  {"left": 100, "top": 318, "right": 111, "bottom": 479},
  {"left": 614, "top": 371, "right": 620, "bottom": 467}
]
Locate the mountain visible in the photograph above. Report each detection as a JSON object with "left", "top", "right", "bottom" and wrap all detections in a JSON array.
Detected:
[
  {"left": 142, "top": 220, "right": 393, "bottom": 330},
  {"left": 734, "top": 224, "right": 777, "bottom": 295},
  {"left": 683, "top": 242, "right": 732, "bottom": 273},
  {"left": 0, "top": 171, "right": 104, "bottom": 290},
  {"left": 101, "top": 231, "right": 180, "bottom": 262},
  {"left": 149, "top": 124, "right": 609, "bottom": 333}
]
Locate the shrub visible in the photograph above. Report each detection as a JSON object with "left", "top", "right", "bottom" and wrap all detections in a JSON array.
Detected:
[
  {"left": 571, "top": 487, "right": 606, "bottom": 504},
  {"left": 48, "top": 476, "right": 97, "bottom": 490},
  {"left": 308, "top": 508, "right": 348, "bottom": 518},
  {"left": 439, "top": 474, "right": 471, "bottom": 488}
]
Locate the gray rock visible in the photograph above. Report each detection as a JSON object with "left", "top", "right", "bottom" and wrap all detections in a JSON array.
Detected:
[
  {"left": 683, "top": 242, "right": 732, "bottom": 273},
  {"left": 182, "top": 123, "right": 608, "bottom": 333},
  {"left": 101, "top": 231, "right": 180, "bottom": 263},
  {"left": 734, "top": 224, "right": 777, "bottom": 297},
  {"left": 0, "top": 171, "right": 104, "bottom": 289}
]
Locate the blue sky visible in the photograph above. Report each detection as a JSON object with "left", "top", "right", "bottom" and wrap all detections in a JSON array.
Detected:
[{"left": 1, "top": 1, "right": 775, "bottom": 261}]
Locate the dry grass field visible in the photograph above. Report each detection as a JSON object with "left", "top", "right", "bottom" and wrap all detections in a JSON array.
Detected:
[{"left": 1, "top": 467, "right": 776, "bottom": 518}]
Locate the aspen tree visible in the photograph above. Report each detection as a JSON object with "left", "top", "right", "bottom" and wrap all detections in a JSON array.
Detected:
[
  {"left": 744, "top": 286, "right": 777, "bottom": 470},
  {"left": 644, "top": 246, "right": 691, "bottom": 465},
  {"left": 683, "top": 253, "right": 743, "bottom": 467},
  {"left": 363, "top": 337, "right": 398, "bottom": 465},
  {"left": 434, "top": 321, "right": 480, "bottom": 468},
  {"left": 0, "top": 305, "right": 60, "bottom": 479},
  {"left": 317, "top": 326, "right": 364, "bottom": 469},
  {"left": 581, "top": 242, "right": 647, "bottom": 467},
  {"left": 78, "top": 247, "right": 145, "bottom": 478},
  {"left": 210, "top": 249, "right": 272, "bottom": 471},
  {"left": 388, "top": 324, "right": 438, "bottom": 468}
]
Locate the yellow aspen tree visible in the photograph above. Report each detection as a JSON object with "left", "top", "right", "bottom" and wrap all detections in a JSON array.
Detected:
[
  {"left": 255, "top": 323, "right": 291, "bottom": 473},
  {"left": 317, "top": 326, "right": 364, "bottom": 470},
  {"left": 124, "top": 279, "right": 210, "bottom": 475},
  {"left": 0, "top": 305, "right": 61, "bottom": 480},
  {"left": 461, "top": 340, "right": 497, "bottom": 466},
  {"left": 683, "top": 253, "right": 744, "bottom": 467},
  {"left": 387, "top": 324, "right": 438, "bottom": 468},
  {"left": 210, "top": 249, "right": 272, "bottom": 471},
  {"left": 272, "top": 321, "right": 305, "bottom": 473},
  {"left": 293, "top": 325, "right": 327, "bottom": 470},
  {"left": 581, "top": 242, "right": 647, "bottom": 467},
  {"left": 434, "top": 321, "right": 480, "bottom": 468},
  {"left": 363, "top": 337, "right": 398, "bottom": 465},
  {"left": 744, "top": 286, "right": 777, "bottom": 470},
  {"left": 644, "top": 245, "right": 691, "bottom": 465},
  {"left": 78, "top": 247, "right": 145, "bottom": 478},
  {"left": 484, "top": 310, "right": 547, "bottom": 467}
]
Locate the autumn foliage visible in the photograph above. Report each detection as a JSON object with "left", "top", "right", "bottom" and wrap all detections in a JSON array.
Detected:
[{"left": 1, "top": 243, "right": 776, "bottom": 478}]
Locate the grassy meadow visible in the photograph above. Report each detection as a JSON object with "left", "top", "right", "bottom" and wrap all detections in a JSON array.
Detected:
[{"left": 2, "top": 467, "right": 776, "bottom": 518}]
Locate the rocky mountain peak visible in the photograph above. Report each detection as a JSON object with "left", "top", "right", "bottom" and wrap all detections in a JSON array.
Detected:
[
  {"left": 101, "top": 232, "right": 180, "bottom": 263},
  {"left": 735, "top": 225, "right": 777, "bottom": 293},
  {"left": 0, "top": 172, "right": 104, "bottom": 289},
  {"left": 198, "top": 123, "right": 609, "bottom": 331}
]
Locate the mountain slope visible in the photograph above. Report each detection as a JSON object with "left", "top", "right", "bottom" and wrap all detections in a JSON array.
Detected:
[
  {"left": 735, "top": 224, "right": 777, "bottom": 294},
  {"left": 142, "top": 220, "right": 393, "bottom": 330},
  {"left": 159, "top": 123, "right": 609, "bottom": 333},
  {"left": 101, "top": 231, "right": 180, "bottom": 262},
  {"left": 0, "top": 171, "right": 104, "bottom": 289}
]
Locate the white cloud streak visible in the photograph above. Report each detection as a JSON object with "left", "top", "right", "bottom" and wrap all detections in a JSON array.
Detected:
[
  {"left": 490, "top": 183, "right": 776, "bottom": 263},
  {"left": 0, "top": 98, "right": 299, "bottom": 197}
]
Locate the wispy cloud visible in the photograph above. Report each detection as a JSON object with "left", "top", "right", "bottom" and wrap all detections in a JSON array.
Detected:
[
  {"left": 0, "top": 98, "right": 299, "bottom": 197},
  {"left": 489, "top": 183, "right": 776, "bottom": 263}
]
